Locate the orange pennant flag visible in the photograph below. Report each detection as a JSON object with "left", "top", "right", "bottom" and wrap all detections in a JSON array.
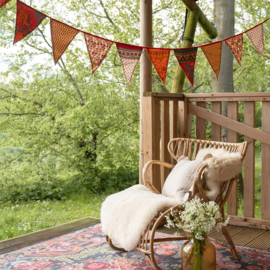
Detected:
[
  {"left": 84, "top": 34, "right": 113, "bottom": 74},
  {"left": 146, "top": 49, "right": 170, "bottom": 85},
  {"left": 201, "top": 42, "right": 222, "bottom": 80},
  {"left": 51, "top": 19, "right": 79, "bottom": 64},
  {"left": 246, "top": 24, "right": 264, "bottom": 57},
  {"left": 0, "top": 0, "right": 11, "bottom": 8},
  {"left": 225, "top": 34, "right": 243, "bottom": 66}
]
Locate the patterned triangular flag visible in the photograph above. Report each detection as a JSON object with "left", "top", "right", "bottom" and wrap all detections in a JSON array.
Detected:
[
  {"left": 225, "top": 34, "right": 243, "bottom": 66},
  {"left": 51, "top": 19, "right": 79, "bottom": 64},
  {"left": 84, "top": 34, "right": 113, "bottom": 74},
  {"left": 0, "top": 0, "right": 11, "bottom": 8},
  {"left": 174, "top": 47, "right": 198, "bottom": 86},
  {"left": 201, "top": 42, "right": 222, "bottom": 80},
  {"left": 14, "top": 1, "right": 46, "bottom": 44},
  {"left": 246, "top": 24, "right": 264, "bottom": 57},
  {"left": 146, "top": 49, "right": 170, "bottom": 85},
  {"left": 116, "top": 43, "right": 142, "bottom": 85}
]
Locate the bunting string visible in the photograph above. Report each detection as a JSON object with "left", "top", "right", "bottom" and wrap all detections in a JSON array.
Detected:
[{"left": 1, "top": 0, "right": 270, "bottom": 85}]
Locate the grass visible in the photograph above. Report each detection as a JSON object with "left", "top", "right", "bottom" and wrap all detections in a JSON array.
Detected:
[{"left": 0, "top": 191, "right": 107, "bottom": 241}]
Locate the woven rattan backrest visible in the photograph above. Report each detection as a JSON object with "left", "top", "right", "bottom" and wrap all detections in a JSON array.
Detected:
[{"left": 168, "top": 138, "right": 247, "bottom": 162}]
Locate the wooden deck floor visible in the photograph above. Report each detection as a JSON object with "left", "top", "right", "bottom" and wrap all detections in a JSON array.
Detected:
[{"left": 0, "top": 217, "right": 269, "bottom": 255}]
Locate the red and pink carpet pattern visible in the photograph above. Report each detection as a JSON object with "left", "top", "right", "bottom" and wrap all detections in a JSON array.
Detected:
[{"left": 0, "top": 224, "right": 270, "bottom": 269}]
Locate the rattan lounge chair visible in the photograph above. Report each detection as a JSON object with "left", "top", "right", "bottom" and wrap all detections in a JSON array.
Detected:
[{"left": 106, "top": 138, "right": 248, "bottom": 270}]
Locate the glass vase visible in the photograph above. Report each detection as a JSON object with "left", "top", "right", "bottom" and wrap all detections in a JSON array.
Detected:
[{"left": 181, "top": 238, "right": 216, "bottom": 270}]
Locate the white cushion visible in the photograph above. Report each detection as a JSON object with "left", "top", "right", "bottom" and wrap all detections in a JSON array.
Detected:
[{"left": 162, "top": 156, "right": 203, "bottom": 203}]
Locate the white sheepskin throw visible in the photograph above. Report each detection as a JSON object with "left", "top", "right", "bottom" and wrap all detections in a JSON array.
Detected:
[
  {"left": 196, "top": 148, "right": 243, "bottom": 200},
  {"left": 101, "top": 184, "right": 179, "bottom": 251}
]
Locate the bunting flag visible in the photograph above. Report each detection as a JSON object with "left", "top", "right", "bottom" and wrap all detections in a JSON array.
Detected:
[
  {"left": 146, "top": 49, "right": 170, "bottom": 85},
  {"left": 0, "top": 0, "right": 11, "bottom": 8},
  {"left": 174, "top": 47, "right": 198, "bottom": 86},
  {"left": 14, "top": 1, "right": 47, "bottom": 44},
  {"left": 201, "top": 42, "right": 222, "bottom": 80},
  {"left": 225, "top": 34, "right": 243, "bottom": 66},
  {"left": 51, "top": 19, "right": 79, "bottom": 64},
  {"left": 84, "top": 34, "right": 113, "bottom": 74},
  {"left": 246, "top": 24, "right": 264, "bottom": 57},
  {"left": 116, "top": 43, "right": 142, "bottom": 85}
]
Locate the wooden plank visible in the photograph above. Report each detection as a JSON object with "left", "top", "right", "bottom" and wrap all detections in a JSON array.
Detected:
[
  {"left": 261, "top": 102, "right": 270, "bottom": 220},
  {"left": 186, "top": 92, "right": 270, "bottom": 102},
  {"left": 196, "top": 102, "right": 206, "bottom": 140},
  {"left": 161, "top": 101, "right": 170, "bottom": 188},
  {"left": 144, "top": 92, "right": 184, "bottom": 100},
  {"left": 225, "top": 215, "right": 270, "bottom": 230},
  {"left": 211, "top": 102, "right": 221, "bottom": 141},
  {"left": 187, "top": 103, "right": 270, "bottom": 145},
  {"left": 0, "top": 217, "right": 100, "bottom": 254},
  {"left": 244, "top": 102, "right": 255, "bottom": 218},
  {"left": 187, "top": 97, "right": 270, "bottom": 102},
  {"left": 227, "top": 102, "right": 238, "bottom": 216},
  {"left": 170, "top": 101, "right": 178, "bottom": 165}
]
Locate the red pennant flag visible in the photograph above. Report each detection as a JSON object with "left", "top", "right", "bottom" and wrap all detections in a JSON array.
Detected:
[
  {"left": 51, "top": 19, "right": 79, "bottom": 64},
  {"left": 14, "top": 1, "right": 47, "bottom": 44},
  {"left": 84, "top": 34, "right": 113, "bottom": 74},
  {"left": 174, "top": 47, "right": 198, "bottom": 86},
  {"left": 0, "top": 0, "right": 11, "bottom": 8},
  {"left": 116, "top": 43, "right": 142, "bottom": 85},
  {"left": 246, "top": 24, "right": 264, "bottom": 57},
  {"left": 146, "top": 49, "right": 170, "bottom": 85},
  {"left": 225, "top": 34, "right": 243, "bottom": 66},
  {"left": 201, "top": 42, "right": 222, "bottom": 80}
]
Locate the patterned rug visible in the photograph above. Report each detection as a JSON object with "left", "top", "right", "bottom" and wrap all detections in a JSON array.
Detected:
[{"left": 0, "top": 223, "right": 270, "bottom": 270}]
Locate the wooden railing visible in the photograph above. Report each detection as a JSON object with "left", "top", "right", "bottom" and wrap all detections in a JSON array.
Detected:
[{"left": 141, "top": 92, "right": 270, "bottom": 229}]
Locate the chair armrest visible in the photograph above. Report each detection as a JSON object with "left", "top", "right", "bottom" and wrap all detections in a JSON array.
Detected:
[{"left": 142, "top": 160, "right": 174, "bottom": 194}]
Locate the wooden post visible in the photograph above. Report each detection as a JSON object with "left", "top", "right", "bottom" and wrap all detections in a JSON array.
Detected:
[
  {"left": 143, "top": 96, "right": 160, "bottom": 191},
  {"left": 139, "top": 0, "right": 152, "bottom": 184}
]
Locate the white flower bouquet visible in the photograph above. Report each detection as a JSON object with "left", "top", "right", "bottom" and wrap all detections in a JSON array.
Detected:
[{"left": 165, "top": 199, "right": 229, "bottom": 270}]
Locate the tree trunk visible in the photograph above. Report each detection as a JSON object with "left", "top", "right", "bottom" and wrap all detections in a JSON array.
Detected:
[{"left": 212, "top": 0, "right": 235, "bottom": 142}]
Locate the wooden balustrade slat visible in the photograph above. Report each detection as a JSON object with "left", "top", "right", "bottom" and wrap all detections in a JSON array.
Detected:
[
  {"left": 211, "top": 102, "right": 221, "bottom": 141},
  {"left": 244, "top": 102, "right": 255, "bottom": 218},
  {"left": 170, "top": 101, "right": 178, "bottom": 165},
  {"left": 196, "top": 102, "right": 206, "bottom": 140},
  {"left": 226, "top": 102, "right": 239, "bottom": 216},
  {"left": 154, "top": 98, "right": 161, "bottom": 192},
  {"left": 261, "top": 102, "right": 270, "bottom": 220},
  {"left": 161, "top": 101, "right": 170, "bottom": 188}
]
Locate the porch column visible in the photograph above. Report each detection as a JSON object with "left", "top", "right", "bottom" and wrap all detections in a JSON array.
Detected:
[{"left": 139, "top": 0, "right": 152, "bottom": 184}]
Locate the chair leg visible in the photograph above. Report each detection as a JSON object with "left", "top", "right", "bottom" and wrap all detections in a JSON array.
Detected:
[
  {"left": 221, "top": 227, "right": 239, "bottom": 260},
  {"left": 105, "top": 235, "right": 126, "bottom": 252}
]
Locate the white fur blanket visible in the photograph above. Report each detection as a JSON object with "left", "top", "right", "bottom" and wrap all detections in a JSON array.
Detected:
[{"left": 101, "top": 184, "right": 179, "bottom": 251}]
